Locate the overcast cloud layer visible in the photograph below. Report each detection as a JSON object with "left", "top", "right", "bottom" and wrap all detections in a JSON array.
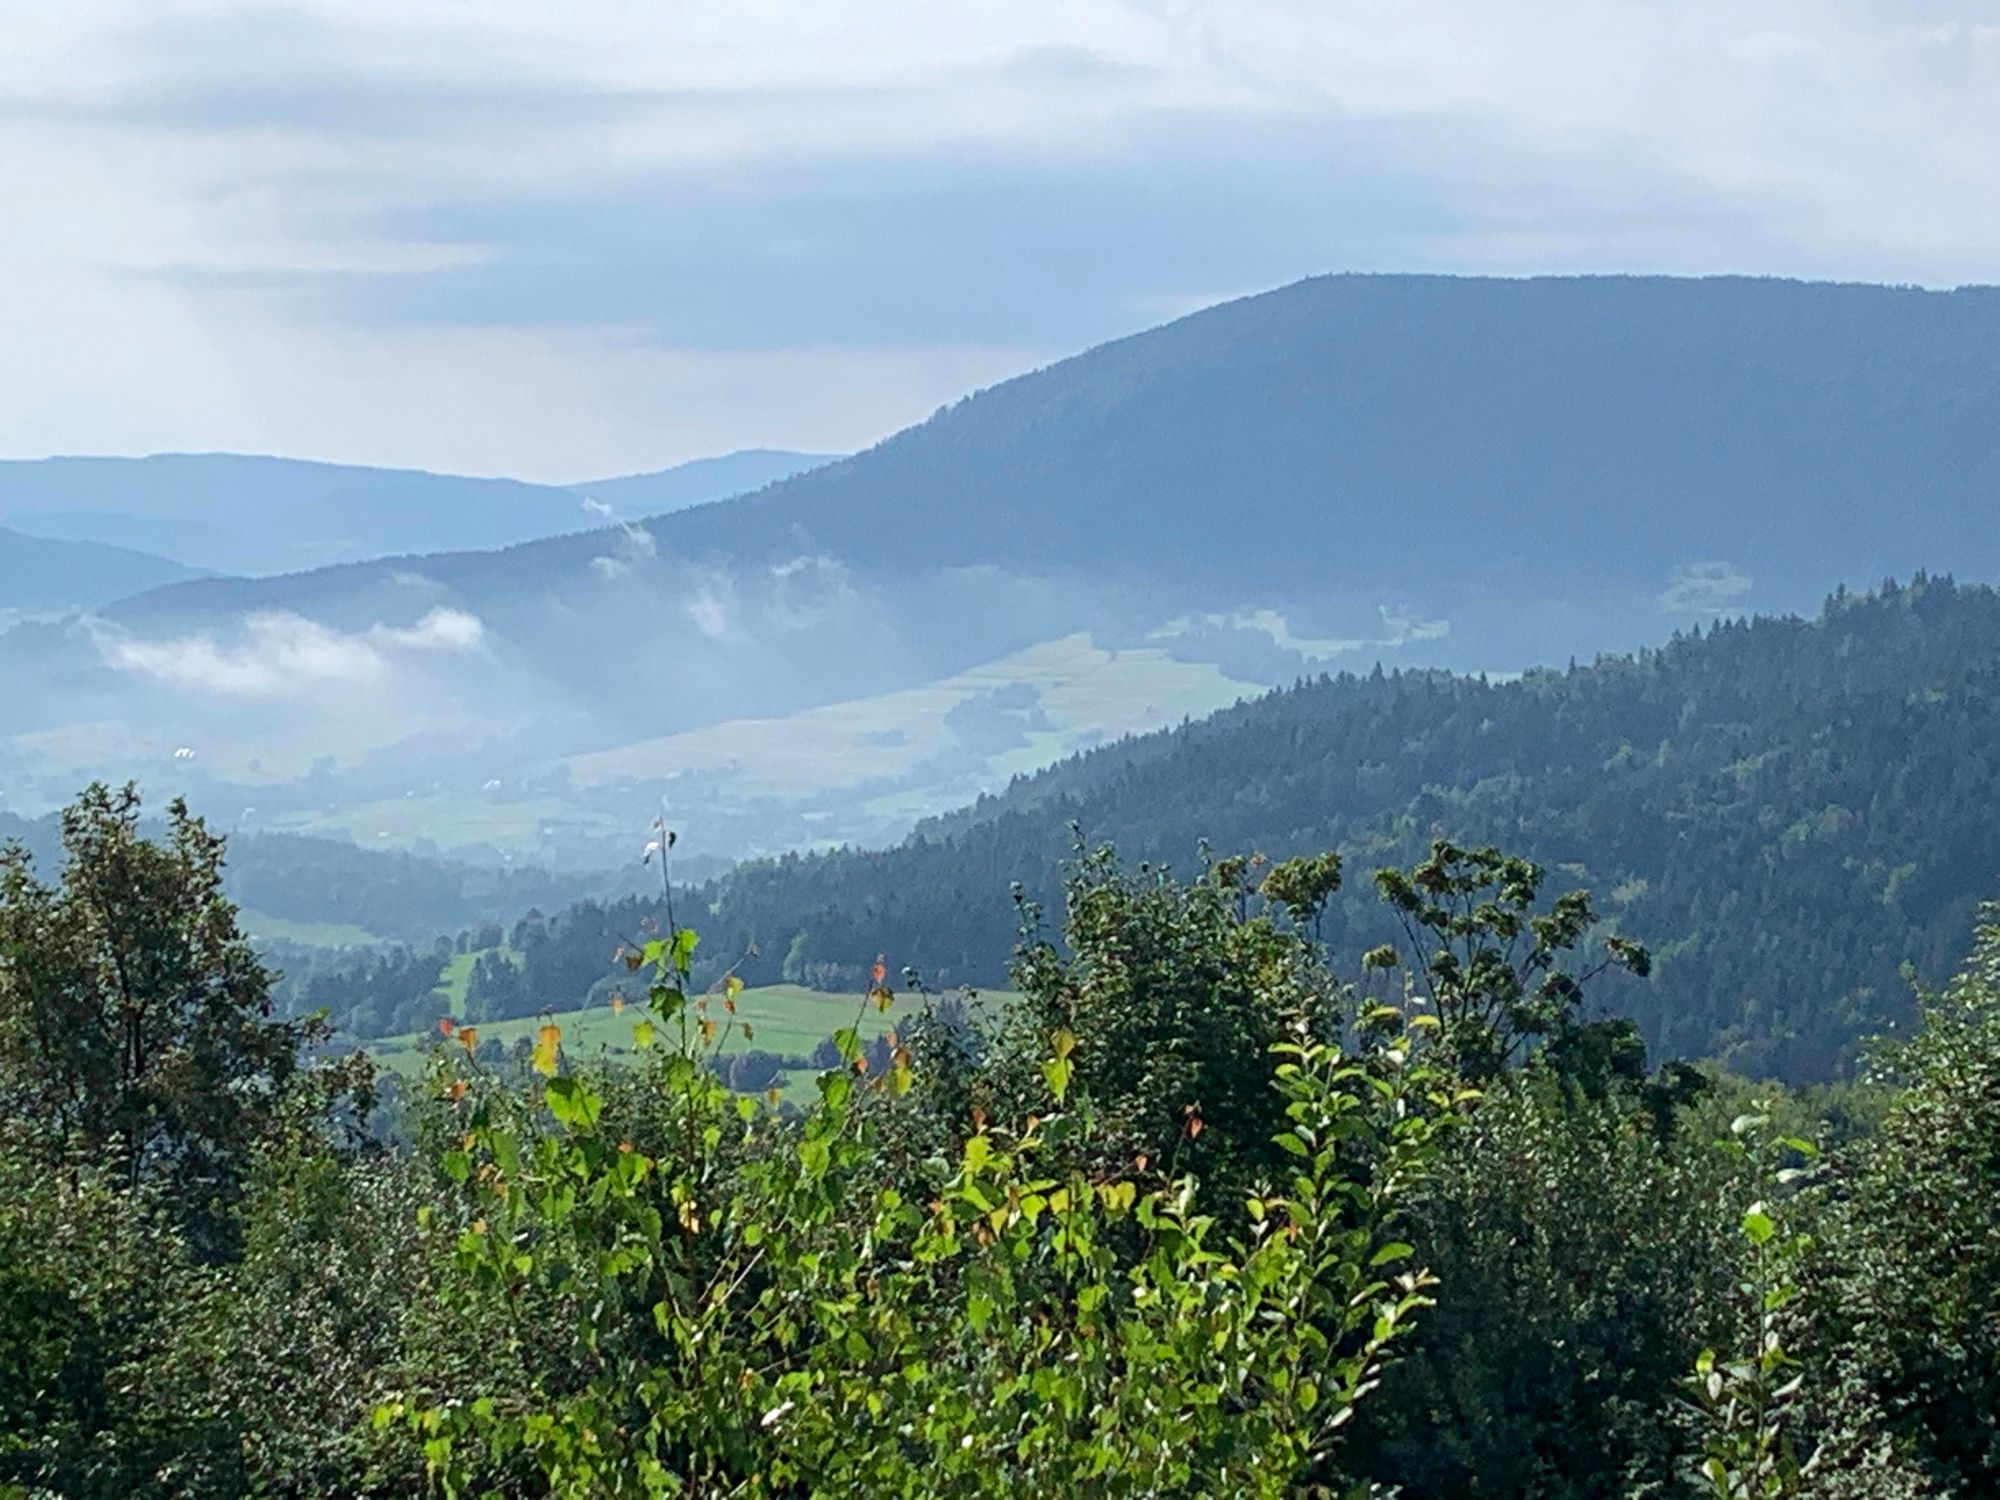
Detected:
[{"left": 2, "top": 2, "right": 1995, "bottom": 480}]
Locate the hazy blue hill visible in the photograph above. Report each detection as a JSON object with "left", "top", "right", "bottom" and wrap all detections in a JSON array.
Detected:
[
  {"left": 663, "top": 273, "right": 2000, "bottom": 600},
  {"left": 0, "top": 525, "right": 204, "bottom": 613},
  {"left": 0, "top": 809, "right": 641, "bottom": 944},
  {"left": 24, "top": 275, "right": 2000, "bottom": 884},
  {"left": 0, "top": 454, "right": 581, "bottom": 576},
  {"left": 566, "top": 449, "right": 836, "bottom": 513},
  {"left": 118, "top": 274, "right": 2000, "bottom": 640},
  {"left": 0, "top": 448, "right": 823, "bottom": 580}
]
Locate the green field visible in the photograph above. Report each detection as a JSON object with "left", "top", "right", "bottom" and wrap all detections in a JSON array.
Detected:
[
  {"left": 238, "top": 910, "right": 383, "bottom": 948},
  {"left": 371, "top": 983, "right": 1017, "bottom": 1085},
  {"left": 429, "top": 945, "right": 524, "bottom": 1009}
]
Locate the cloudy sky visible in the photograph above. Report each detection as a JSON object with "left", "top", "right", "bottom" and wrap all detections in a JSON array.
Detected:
[{"left": 2, "top": 2, "right": 1995, "bottom": 481}]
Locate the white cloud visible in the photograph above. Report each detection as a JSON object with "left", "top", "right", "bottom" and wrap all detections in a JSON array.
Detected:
[
  {"left": 91, "top": 606, "right": 485, "bottom": 696},
  {"left": 685, "top": 585, "right": 732, "bottom": 640},
  {"left": 581, "top": 495, "right": 662, "bottom": 578},
  {"left": 1661, "top": 560, "right": 1755, "bottom": 614},
  {"left": 379, "top": 607, "right": 486, "bottom": 650}
]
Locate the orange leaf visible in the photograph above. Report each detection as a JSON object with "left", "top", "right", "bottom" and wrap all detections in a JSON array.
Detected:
[
  {"left": 871, "top": 953, "right": 887, "bottom": 986},
  {"left": 610, "top": 994, "right": 626, "bottom": 1016},
  {"left": 438, "top": 1017, "right": 456, "bottom": 1036},
  {"left": 458, "top": 1027, "right": 479, "bottom": 1050}
]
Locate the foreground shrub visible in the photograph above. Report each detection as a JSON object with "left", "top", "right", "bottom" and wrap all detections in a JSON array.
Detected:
[{"left": 389, "top": 918, "right": 1453, "bottom": 1497}]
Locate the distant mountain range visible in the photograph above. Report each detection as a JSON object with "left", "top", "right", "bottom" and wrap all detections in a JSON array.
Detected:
[
  {"left": 5, "top": 274, "right": 1999, "bottom": 866},
  {"left": 0, "top": 448, "right": 833, "bottom": 578},
  {"left": 114, "top": 275, "right": 2000, "bottom": 650},
  {"left": 0, "top": 526, "right": 203, "bottom": 615}
]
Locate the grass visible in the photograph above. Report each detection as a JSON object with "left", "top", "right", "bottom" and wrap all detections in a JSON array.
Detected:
[
  {"left": 370, "top": 982, "right": 1020, "bottom": 1093},
  {"left": 238, "top": 909, "right": 382, "bottom": 948},
  {"left": 566, "top": 632, "right": 1258, "bottom": 802},
  {"left": 430, "top": 945, "right": 522, "bottom": 1008}
]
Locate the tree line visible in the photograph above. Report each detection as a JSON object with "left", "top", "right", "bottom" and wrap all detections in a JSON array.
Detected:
[{"left": 301, "top": 575, "right": 2000, "bottom": 1084}]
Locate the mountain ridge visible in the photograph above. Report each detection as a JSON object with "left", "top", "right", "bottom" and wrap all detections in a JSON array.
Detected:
[
  {"left": 106, "top": 272, "right": 2000, "bottom": 630},
  {"left": 0, "top": 447, "right": 832, "bottom": 582},
  {"left": 0, "top": 525, "right": 206, "bottom": 614}
]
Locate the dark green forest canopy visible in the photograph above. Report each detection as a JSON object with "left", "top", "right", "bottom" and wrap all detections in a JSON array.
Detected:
[
  {"left": 692, "top": 576, "right": 2000, "bottom": 1082},
  {"left": 298, "top": 576, "right": 1999, "bottom": 1084}
]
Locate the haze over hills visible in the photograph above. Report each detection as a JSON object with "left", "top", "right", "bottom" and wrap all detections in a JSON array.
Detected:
[
  {"left": 0, "top": 526, "right": 203, "bottom": 616},
  {"left": 6, "top": 274, "right": 2000, "bottom": 867},
  {"left": 0, "top": 448, "right": 832, "bottom": 577}
]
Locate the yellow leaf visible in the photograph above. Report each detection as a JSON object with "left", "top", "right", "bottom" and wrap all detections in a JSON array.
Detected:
[
  {"left": 699, "top": 1017, "right": 720, "bottom": 1044},
  {"left": 632, "top": 1020, "right": 656, "bottom": 1049},
  {"left": 725, "top": 975, "right": 745, "bottom": 1000},
  {"left": 531, "top": 1037, "right": 559, "bottom": 1078}
]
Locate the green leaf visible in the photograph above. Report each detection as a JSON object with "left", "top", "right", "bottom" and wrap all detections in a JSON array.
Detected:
[
  {"left": 963, "top": 1133, "right": 993, "bottom": 1176},
  {"left": 1042, "top": 1055, "right": 1073, "bottom": 1103},
  {"left": 545, "top": 1075, "right": 604, "bottom": 1131}
]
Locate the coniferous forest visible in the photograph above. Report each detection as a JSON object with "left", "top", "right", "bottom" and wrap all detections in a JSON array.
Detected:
[{"left": 295, "top": 577, "right": 2000, "bottom": 1085}]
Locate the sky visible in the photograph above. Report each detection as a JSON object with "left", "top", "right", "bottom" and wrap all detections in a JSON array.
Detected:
[{"left": 1, "top": 2, "right": 1995, "bottom": 482}]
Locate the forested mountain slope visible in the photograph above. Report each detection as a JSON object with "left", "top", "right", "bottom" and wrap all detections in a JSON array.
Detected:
[
  {"left": 0, "top": 813, "right": 644, "bottom": 945},
  {"left": 565, "top": 449, "right": 834, "bottom": 514},
  {"left": 695, "top": 577, "right": 2000, "bottom": 1081}
]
